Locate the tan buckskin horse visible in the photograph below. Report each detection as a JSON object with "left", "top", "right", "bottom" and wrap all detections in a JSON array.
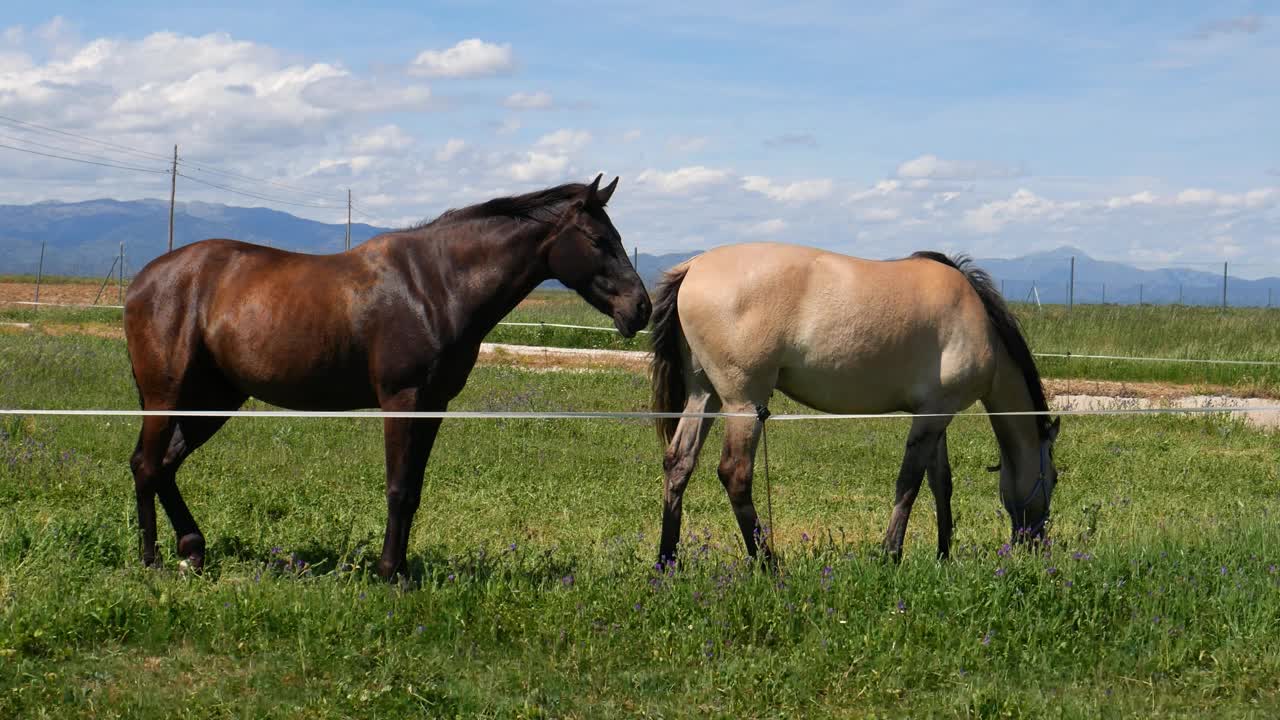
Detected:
[{"left": 649, "top": 242, "right": 1060, "bottom": 565}]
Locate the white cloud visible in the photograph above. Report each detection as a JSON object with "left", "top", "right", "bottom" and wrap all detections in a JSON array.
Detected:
[
  {"left": 635, "top": 166, "right": 731, "bottom": 193},
  {"left": 847, "top": 179, "right": 903, "bottom": 203},
  {"left": 1106, "top": 191, "right": 1158, "bottom": 209},
  {"left": 668, "top": 135, "right": 709, "bottom": 153},
  {"left": 348, "top": 125, "right": 413, "bottom": 155},
  {"left": 742, "top": 218, "right": 788, "bottom": 236},
  {"left": 622, "top": 129, "right": 642, "bottom": 143},
  {"left": 504, "top": 91, "right": 552, "bottom": 110},
  {"left": 1175, "top": 187, "right": 1278, "bottom": 209},
  {"left": 409, "top": 39, "right": 513, "bottom": 78},
  {"left": 534, "top": 129, "right": 591, "bottom": 154},
  {"left": 435, "top": 138, "right": 467, "bottom": 162},
  {"left": 505, "top": 152, "right": 568, "bottom": 182},
  {"left": 896, "top": 154, "right": 1021, "bottom": 181},
  {"left": 856, "top": 207, "right": 901, "bottom": 223},
  {"left": 497, "top": 117, "right": 522, "bottom": 135},
  {"left": 741, "top": 175, "right": 832, "bottom": 203},
  {"left": 963, "top": 189, "right": 1081, "bottom": 233}
]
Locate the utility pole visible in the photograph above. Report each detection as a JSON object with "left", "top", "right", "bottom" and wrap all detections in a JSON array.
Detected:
[
  {"left": 346, "top": 189, "right": 352, "bottom": 251},
  {"left": 1178, "top": 283, "right": 1183, "bottom": 305},
  {"left": 1139, "top": 283, "right": 1143, "bottom": 306},
  {"left": 34, "top": 240, "right": 45, "bottom": 306},
  {"left": 1068, "top": 256, "right": 1075, "bottom": 310},
  {"left": 1222, "top": 261, "right": 1228, "bottom": 309},
  {"left": 1102, "top": 283, "right": 1106, "bottom": 305},
  {"left": 168, "top": 145, "right": 178, "bottom": 253},
  {"left": 118, "top": 242, "right": 125, "bottom": 304}
]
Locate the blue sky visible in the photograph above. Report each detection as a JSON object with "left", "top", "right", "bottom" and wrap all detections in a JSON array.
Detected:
[{"left": 0, "top": 2, "right": 1276, "bottom": 268}]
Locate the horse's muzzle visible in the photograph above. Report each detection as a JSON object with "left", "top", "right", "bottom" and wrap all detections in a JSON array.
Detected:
[{"left": 614, "top": 293, "right": 652, "bottom": 338}]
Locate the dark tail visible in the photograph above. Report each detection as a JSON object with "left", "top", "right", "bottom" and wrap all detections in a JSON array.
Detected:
[
  {"left": 650, "top": 262, "right": 691, "bottom": 445},
  {"left": 911, "top": 251, "right": 1050, "bottom": 435}
]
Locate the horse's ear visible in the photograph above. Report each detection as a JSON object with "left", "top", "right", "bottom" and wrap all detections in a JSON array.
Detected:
[
  {"left": 596, "top": 176, "right": 619, "bottom": 206},
  {"left": 585, "top": 173, "right": 604, "bottom": 206}
]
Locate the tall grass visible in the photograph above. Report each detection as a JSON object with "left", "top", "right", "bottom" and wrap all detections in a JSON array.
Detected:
[{"left": 2, "top": 332, "right": 1280, "bottom": 716}]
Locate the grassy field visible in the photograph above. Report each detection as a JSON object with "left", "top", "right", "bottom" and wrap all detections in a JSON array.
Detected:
[
  {"left": 2, "top": 331, "right": 1280, "bottom": 717},
  {"left": 7, "top": 285, "right": 1280, "bottom": 392}
]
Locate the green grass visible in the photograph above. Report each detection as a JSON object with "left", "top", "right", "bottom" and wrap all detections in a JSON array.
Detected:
[
  {"left": 14, "top": 289, "right": 1280, "bottom": 391},
  {"left": 2, "top": 332, "right": 1280, "bottom": 717}
]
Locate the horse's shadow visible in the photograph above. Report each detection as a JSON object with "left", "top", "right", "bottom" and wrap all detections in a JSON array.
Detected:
[{"left": 203, "top": 534, "right": 583, "bottom": 590}]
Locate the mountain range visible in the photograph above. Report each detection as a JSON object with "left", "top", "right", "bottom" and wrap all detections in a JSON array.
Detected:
[{"left": 0, "top": 199, "right": 1274, "bottom": 307}]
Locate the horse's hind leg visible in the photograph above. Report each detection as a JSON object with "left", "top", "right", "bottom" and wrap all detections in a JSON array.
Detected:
[
  {"left": 131, "top": 416, "right": 177, "bottom": 567},
  {"left": 658, "top": 386, "right": 720, "bottom": 565},
  {"left": 717, "top": 409, "right": 774, "bottom": 567},
  {"left": 883, "top": 416, "right": 949, "bottom": 562},
  {"left": 926, "top": 430, "right": 954, "bottom": 560},
  {"left": 155, "top": 411, "right": 240, "bottom": 571},
  {"left": 131, "top": 358, "right": 244, "bottom": 570}
]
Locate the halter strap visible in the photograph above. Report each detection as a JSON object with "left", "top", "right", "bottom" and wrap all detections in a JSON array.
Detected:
[{"left": 1003, "top": 441, "right": 1052, "bottom": 534}]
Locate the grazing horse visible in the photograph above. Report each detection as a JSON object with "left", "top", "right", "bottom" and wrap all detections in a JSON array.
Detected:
[
  {"left": 649, "top": 242, "right": 1060, "bottom": 564},
  {"left": 125, "top": 175, "right": 650, "bottom": 578}
]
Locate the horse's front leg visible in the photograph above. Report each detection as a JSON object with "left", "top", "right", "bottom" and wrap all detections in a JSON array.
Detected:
[
  {"left": 883, "top": 419, "right": 946, "bottom": 563},
  {"left": 925, "top": 430, "right": 953, "bottom": 560},
  {"left": 377, "top": 394, "right": 443, "bottom": 580}
]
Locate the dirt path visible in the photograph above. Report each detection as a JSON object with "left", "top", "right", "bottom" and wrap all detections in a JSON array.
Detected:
[{"left": 0, "top": 282, "right": 122, "bottom": 307}]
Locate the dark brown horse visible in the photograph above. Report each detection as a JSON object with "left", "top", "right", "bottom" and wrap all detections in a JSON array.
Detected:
[{"left": 124, "top": 175, "right": 650, "bottom": 578}]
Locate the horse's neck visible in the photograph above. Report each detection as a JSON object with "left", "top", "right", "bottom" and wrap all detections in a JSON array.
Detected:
[
  {"left": 419, "top": 217, "right": 552, "bottom": 341},
  {"left": 981, "top": 360, "right": 1042, "bottom": 475}
]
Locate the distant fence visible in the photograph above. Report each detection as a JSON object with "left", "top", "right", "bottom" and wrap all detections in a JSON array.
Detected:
[
  {"left": 988, "top": 256, "right": 1280, "bottom": 309},
  {"left": 6, "top": 247, "right": 1280, "bottom": 310}
]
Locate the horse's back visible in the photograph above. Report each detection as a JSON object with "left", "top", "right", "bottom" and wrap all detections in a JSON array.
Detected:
[{"left": 677, "top": 243, "right": 995, "bottom": 413}]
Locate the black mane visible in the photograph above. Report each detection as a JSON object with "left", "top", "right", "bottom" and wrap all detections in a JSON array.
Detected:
[
  {"left": 911, "top": 251, "right": 1052, "bottom": 439},
  {"left": 405, "top": 183, "right": 588, "bottom": 231}
]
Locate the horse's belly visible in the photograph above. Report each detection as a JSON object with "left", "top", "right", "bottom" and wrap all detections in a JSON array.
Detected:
[{"left": 776, "top": 365, "right": 915, "bottom": 415}]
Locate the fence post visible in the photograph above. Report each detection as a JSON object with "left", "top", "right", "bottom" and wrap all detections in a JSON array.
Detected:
[
  {"left": 1068, "top": 256, "right": 1075, "bottom": 310},
  {"left": 118, "top": 242, "right": 125, "bottom": 305},
  {"left": 168, "top": 145, "right": 178, "bottom": 253},
  {"left": 93, "top": 255, "right": 120, "bottom": 306},
  {"left": 34, "top": 240, "right": 45, "bottom": 307},
  {"left": 1222, "top": 261, "right": 1228, "bottom": 309},
  {"left": 1139, "top": 283, "right": 1143, "bottom": 306},
  {"left": 1178, "top": 283, "right": 1183, "bottom": 305}
]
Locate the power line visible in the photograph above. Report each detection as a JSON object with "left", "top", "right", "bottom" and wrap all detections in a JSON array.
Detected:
[
  {"left": 176, "top": 171, "right": 345, "bottom": 210},
  {"left": 0, "top": 131, "right": 168, "bottom": 171},
  {"left": 0, "top": 113, "right": 171, "bottom": 163},
  {"left": 0, "top": 141, "right": 171, "bottom": 175},
  {"left": 0, "top": 114, "right": 348, "bottom": 205},
  {"left": 177, "top": 159, "right": 349, "bottom": 203}
]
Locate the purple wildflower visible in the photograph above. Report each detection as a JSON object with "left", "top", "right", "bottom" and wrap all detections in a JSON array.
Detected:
[
  {"left": 981, "top": 629, "right": 993, "bottom": 646},
  {"left": 561, "top": 574, "right": 574, "bottom": 587},
  {"left": 415, "top": 625, "right": 425, "bottom": 634},
  {"left": 896, "top": 599, "right": 907, "bottom": 613},
  {"left": 995, "top": 567, "right": 1006, "bottom": 577},
  {"left": 1046, "top": 566, "right": 1057, "bottom": 575},
  {"left": 998, "top": 543, "right": 1012, "bottom": 558},
  {"left": 1220, "top": 566, "right": 1228, "bottom": 576}
]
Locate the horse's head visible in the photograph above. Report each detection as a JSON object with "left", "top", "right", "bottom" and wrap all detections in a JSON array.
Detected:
[
  {"left": 545, "top": 174, "right": 651, "bottom": 337},
  {"left": 1005, "top": 415, "right": 1062, "bottom": 543}
]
